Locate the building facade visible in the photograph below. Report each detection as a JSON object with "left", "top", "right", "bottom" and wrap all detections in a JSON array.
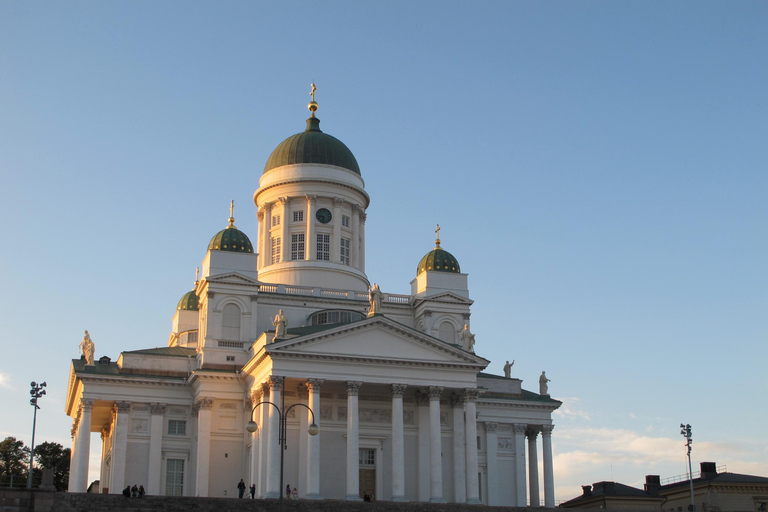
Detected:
[{"left": 65, "top": 91, "right": 561, "bottom": 505}]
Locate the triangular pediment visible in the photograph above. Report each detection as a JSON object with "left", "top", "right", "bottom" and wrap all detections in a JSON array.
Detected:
[
  {"left": 413, "top": 291, "right": 473, "bottom": 305},
  {"left": 268, "top": 316, "right": 488, "bottom": 368},
  {"left": 206, "top": 272, "right": 260, "bottom": 286}
]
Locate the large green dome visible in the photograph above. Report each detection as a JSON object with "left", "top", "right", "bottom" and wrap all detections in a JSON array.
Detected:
[
  {"left": 417, "top": 247, "right": 461, "bottom": 275},
  {"left": 177, "top": 290, "right": 199, "bottom": 311},
  {"left": 208, "top": 226, "right": 254, "bottom": 253},
  {"left": 263, "top": 117, "right": 360, "bottom": 175}
]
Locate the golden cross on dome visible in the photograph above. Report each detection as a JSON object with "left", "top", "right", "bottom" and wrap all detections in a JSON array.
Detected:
[
  {"left": 195, "top": 267, "right": 200, "bottom": 286},
  {"left": 435, "top": 224, "right": 441, "bottom": 247},
  {"left": 310, "top": 83, "right": 317, "bottom": 102},
  {"left": 228, "top": 200, "right": 236, "bottom": 227}
]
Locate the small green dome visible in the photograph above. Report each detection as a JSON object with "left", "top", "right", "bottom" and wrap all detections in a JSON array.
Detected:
[
  {"left": 208, "top": 226, "right": 254, "bottom": 253},
  {"left": 263, "top": 117, "right": 360, "bottom": 175},
  {"left": 417, "top": 247, "right": 461, "bottom": 275},
  {"left": 177, "top": 290, "right": 199, "bottom": 311}
]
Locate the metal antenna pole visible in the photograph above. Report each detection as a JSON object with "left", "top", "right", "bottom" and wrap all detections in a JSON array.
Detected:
[{"left": 681, "top": 423, "right": 694, "bottom": 511}]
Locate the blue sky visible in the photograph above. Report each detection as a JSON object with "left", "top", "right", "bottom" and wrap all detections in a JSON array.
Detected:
[{"left": 1, "top": 1, "right": 766, "bottom": 500}]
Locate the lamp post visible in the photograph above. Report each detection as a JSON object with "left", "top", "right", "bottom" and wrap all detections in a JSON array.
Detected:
[
  {"left": 28, "top": 381, "right": 47, "bottom": 489},
  {"left": 246, "top": 388, "right": 318, "bottom": 507},
  {"left": 680, "top": 423, "right": 694, "bottom": 512}
]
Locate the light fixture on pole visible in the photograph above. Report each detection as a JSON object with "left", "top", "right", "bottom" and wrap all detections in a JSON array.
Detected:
[
  {"left": 680, "top": 423, "right": 694, "bottom": 511},
  {"left": 246, "top": 388, "right": 318, "bottom": 508},
  {"left": 28, "top": 381, "right": 47, "bottom": 489}
]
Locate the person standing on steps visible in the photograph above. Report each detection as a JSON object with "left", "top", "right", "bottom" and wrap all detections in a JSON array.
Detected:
[
  {"left": 237, "top": 478, "right": 246, "bottom": 498},
  {"left": 286, "top": 484, "right": 292, "bottom": 498},
  {"left": 250, "top": 483, "right": 256, "bottom": 498}
]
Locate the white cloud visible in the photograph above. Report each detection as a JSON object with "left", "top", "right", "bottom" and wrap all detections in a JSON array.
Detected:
[
  {"left": 0, "top": 372, "right": 11, "bottom": 389},
  {"left": 553, "top": 397, "right": 591, "bottom": 421},
  {"left": 629, "top": 413, "right": 637, "bottom": 419}
]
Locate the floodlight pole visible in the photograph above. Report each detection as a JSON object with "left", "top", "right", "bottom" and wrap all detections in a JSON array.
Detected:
[
  {"left": 28, "top": 381, "right": 47, "bottom": 489},
  {"left": 681, "top": 423, "right": 694, "bottom": 512},
  {"left": 247, "top": 389, "right": 318, "bottom": 510}
]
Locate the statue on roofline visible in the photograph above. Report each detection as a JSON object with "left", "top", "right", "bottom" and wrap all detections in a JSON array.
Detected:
[
  {"left": 503, "top": 360, "right": 514, "bottom": 378},
  {"left": 272, "top": 309, "right": 287, "bottom": 341},
  {"left": 458, "top": 324, "right": 475, "bottom": 353},
  {"left": 80, "top": 330, "right": 95, "bottom": 366},
  {"left": 368, "top": 283, "right": 382, "bottom": 317},
  {"left": 539, "top": 371, "right": 551, "bottom": 395}
]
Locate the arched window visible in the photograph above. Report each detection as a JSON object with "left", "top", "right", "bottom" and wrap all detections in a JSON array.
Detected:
[
  {"left": 438, "top": 321, "right": 455, "bottom": 344},
  {"left": 222, "top": 304, "right": 241, "bottom": 340}
]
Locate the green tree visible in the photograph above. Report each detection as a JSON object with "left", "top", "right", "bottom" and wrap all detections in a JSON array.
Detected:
[
  {"left": 0, "top": 437, "right": 29, "bottom": 488},
  {"left": 33, "top": 442, "right": 70, "bottom": 491}
]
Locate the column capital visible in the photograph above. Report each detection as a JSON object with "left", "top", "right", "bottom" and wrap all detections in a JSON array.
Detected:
[
  {"left": 113, "top": 401, "right": 131, "bottom": 414},
  {"left": 391, "top": 383, "right": 407, "bottom": 398},
  {"left": 414, "top": 391, "right": 429, "bottom": 406},
  {"left": 351, "top": 203, "right": 361, "bottom": 214},
  {"left": 80, "top": 398, "right": 95, "bottom": 412},
  {"left": 541, "top": 424, "right": 555, "bottom": 436},
  {"left": 277, "top": 196, "right": 289, "bottom": 206},
  {"left": 306, "top": 378, "right": 324, "bottom": 393},
  {"left": 333, "top": 197, "right": 344, "bottom": 207},
  {"left": 513, "top": 423, "right": 527, "bottom": 434},
  {"left": 359, "top": 211, "right": 367, "bottom": 223},
  {"left": 305, "top": 194, "right": 317, "bottom": 205},
  {"left": 250, "top": 388, "right": 263, "bottom": 402},
  {"left": 263, "top": 202, "right": 273, "bottom": 212},
  {"left": 428, "top": 386, "right": 443, "bottom": 401},
  {"left": 527, "top": 427, "right": 540, "bottom": 439},
  {"left": 257, "top": 209, "right": 265, "bottom": 221},
  {"left": 463, "top": 388, "right": 480, "bottom": 402},
  {"left": 346, "top": 381, "right": 362, "bottom": 396},
  {"left": 149, "top": 403, "right": 165, "bottom": 415},
  {"left": 485, "top": 421, "right": 498, "bottom": 433},
  {"left": 268, "top": 375, "right": 284, "bottom": 391},
  {"left": 101, "top": 424, "right": 111, "bottom": 440},
  {"left": 450, "top": 393, "right": 464, "bottom": 407},
  {"left": 194, "top": 398, "right": 214, "bottom": 411}
]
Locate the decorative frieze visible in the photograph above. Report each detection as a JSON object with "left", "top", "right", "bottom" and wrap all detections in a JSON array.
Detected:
[
  {"left": 219, "top": 402, "right": 237, "bottom": 410},
  {"left": 498, "top": 438, "right": 513, "bottom": 450},
  {"left": 130, "top": 419, "right": 148, "bottom": 433},
  {"left": 513, "top": 423, "right": 527, "bottom": 434},
  {"left": 194, "top": 398, "right": 214, "bottom": 411},
  {"left": 320, "top": 406, "right": 333, "bottom": 421},
  {"left": 168, "top": 407, "right": 187, "bottom": 416},
  {"left": 150, "top": 404, "right": 166, "bottom": 415}
]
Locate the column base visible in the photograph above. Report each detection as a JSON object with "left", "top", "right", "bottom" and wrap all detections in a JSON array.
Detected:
[
  {"left": 467, "top": 497, "right": 482, "bottom": 505},
  {"left": 304, "top": 493, "right": 323, "bottom": 500},
  {"left": 346, "top": 495, "right": 363, "bottom": 501},
  {"left": 429, "top": 497, "right": 446, "bottom": 503},
  {"left": 392, "top": 496, "right": 408, "bottom": 502}
]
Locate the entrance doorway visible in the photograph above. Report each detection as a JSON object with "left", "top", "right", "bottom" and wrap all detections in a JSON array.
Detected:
[{"left": 359, "top": 448, "right": 376, "bottom": 500}]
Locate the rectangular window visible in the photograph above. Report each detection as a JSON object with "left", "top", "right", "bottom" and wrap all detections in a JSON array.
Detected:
[
  {"left": 168, "top": 420, "right": 186, "bottom": 436},
  {"left": 165, "top": 459, "right": 184, "bottom": 496},
  {"left": 316, "top": 234, "right": 330, "bottom": 261},
  {"left": 293, "top": 211, "right": 304, "bottom": 222},
  {"left": 340, "top": 237, "right": 350, "bottom": 265},
  {"left": 359, "top": 448, "right": 375, "bottom": 466},
  {"left": 271, "top": 215, "right": 281, "bottom": 227},
  {"left": 342, "top": 215, "right": 350, "bottom": 228},
  {"left": 226, "top": 356, "right": 235, "bottom": 362},
  {"left": 271, "top": 237, "right": 281, "bottom": 264},
  {"left": 291, "top": 233, "right": 305, "bottom": 260}
]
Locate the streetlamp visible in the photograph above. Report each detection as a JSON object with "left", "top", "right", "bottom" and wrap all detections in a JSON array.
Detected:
[
  {"left": 246, "top": 389, "right": 318, "bottom": 507},
  {"left": 28, "top": 381, "right": 47, "bottom": 489},
  {"left": 680, "top": 423, "right": 694, "bottom": 512}
]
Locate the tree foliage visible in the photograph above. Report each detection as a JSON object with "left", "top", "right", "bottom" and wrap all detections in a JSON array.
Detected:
[
  {"left": 0, "top": 437, "right": 29, "bottom": 487},
  {"left": 34, "top": 442, "right": 70, "bottom": 491}
]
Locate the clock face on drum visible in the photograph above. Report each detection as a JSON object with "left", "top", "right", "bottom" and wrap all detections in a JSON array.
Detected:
[{"left": 316, "top": 208, "right": 332, "bottom": 224}]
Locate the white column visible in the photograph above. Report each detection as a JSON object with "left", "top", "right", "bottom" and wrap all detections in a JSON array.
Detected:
[
  {"left": 194, "top": 398, "right": 213, "bottom": 497},
  {"left": 332, "top": 198, "right": 342, "bottom": 262},
  {"left": 98, "top": 427, "right": 109, "bottom": 491},
  {"left": 416, "top": 393, "right": 430, "bottom": 502},
  {"left": 428, "top": 386, "right": 445, "bottom": 503},
  {"left": 305, "top": 195, "right": 316, "bottom": 260},
  {"left": 391, "top": 384, "right": 407, "bottom": 502},
  {"left": 110, "top": 401, "right": 130, "bottom": 494},
  {"left": 257, "top": 209, "right": 265, "bottom": 270},
  {"left": 306, "top": 379, "right": 323, "bottom": 499},
  {"left": 452, "top": 394, "right": 466, "bottom": 503},
  {"left": 542, "top": 424, "right": 556, "bottom": 508},
  {"left": 485, "top": 422, "right": 498, "bottom": 505},
  {"left": 464, "top": 389, "right": 481, "bottom": 504},
  {"left": 514, "top": 423, "right": 528, "bottom": 507},
  {"left": 345, "top": 381, "right": 362, "bottom": 500},
  {"left": 71, "top": 398, "right": 93, "bottom": 492},
  {"left": 248, "top": 390, "right": 261, "bottom": 496},
  {"left": 266, "top": 376, "right": 283, "bottom": 498},
  {"left": 359, "top": 210, "right": 366, "bottom": 272},
  {"left": 279, "top": 197, "right": 289, "bottom": 262},
  {"left": 351, "top": 204, "right": 360, "bottom": 268},
  {"left": 260, "top": 204, "right": 272, "bottom": 268},
  {"left": 528, "top": 428, "right": 541, "bottom": 507},
  {"left": 147, "top": 404, "right": 165, "bottom": 495},
  {"left": 67, "top": 420, "right": 79, "bottom": 492},
  {"left": 258, "top": 383, "right": 269, "bottom": 497}
]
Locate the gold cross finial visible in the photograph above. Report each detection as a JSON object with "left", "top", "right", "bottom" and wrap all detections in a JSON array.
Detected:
[
  {"left": 195, "top": 267, "right": 200, "bottom": 286},
  {"left": 308, "top": 83, "right": 318, "bottom": 116},
  {"left": 228, "top": 200, "right": 236, "bottom": 228},
  {"left": 435, "top": 224, "right": 441, "bottom": 248}
]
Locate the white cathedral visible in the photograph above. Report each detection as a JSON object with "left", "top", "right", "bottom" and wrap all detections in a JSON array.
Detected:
[{"left": 65, "top": 89, "right": 561, "bottom": 506}]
